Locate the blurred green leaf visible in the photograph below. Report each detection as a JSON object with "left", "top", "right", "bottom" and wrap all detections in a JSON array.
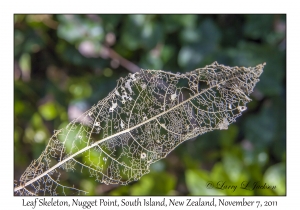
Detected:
[
  {"left": 222, "top": 151, "right": 243, "bottom": 183},
  {"left": 19, "top": 53, "right": 31, "bottom": 73},
  {"left": 69, "top": 82, "right": 92, "bottom": 99},
  {"left": 38, "top": 102, "right": 58, "bottom": 120},
  {"left": 244, "top": 105, "right": 276, "bottom": 150},
  {"left": 263, "top": 163, "right": 286, "bottom": 195},
  {"left": 186, "top": 169, "right": 224, "bottom": 195},
  {"left": 57, "top": 15, "right": 104, "bottom": 44},
  {"left": 131, "top": 172, "right": 176, "bottom": 195},
  {"left": 243, "top": 15, "right": 274, "bottom": 41},
  {"left": 178, "top": 46, "right": 203, "bottom": 69},
  {"left": 219, "top": 125, "right": 238, "bottom": 148},
  {"left": 197, "top": 18, "right": 221, "bottom": 51}
]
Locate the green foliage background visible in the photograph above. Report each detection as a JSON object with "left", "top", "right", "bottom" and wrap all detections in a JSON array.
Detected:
[{"left": 14, "top": 14, "right": 286, "bottom": 195}]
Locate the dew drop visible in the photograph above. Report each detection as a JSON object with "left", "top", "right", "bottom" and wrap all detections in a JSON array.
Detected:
[
  {"left": 171, "top": 93, "right": 177, "bottom": 100},
  {"left": 219, "top": 118, "right": 229, "bottom": 130},
  {"left": 130, "top": 73, "right": 137, "bottom": 81},
  {"left": 228, "top": 103, "right": 232, "bottom": 109},
  {"left": 120, "top": 120, "right": 124, "bottom": 129},
  {"left": 103, "top": 157, "right": 107, "bottom": 161},
  {"left": 238, "top": 106, "right": 247, "bottom": 112},
  {"left": 115, "top": 90, "right": 120, "bottom": 96},
  {"left": 141, "top": 83, "right": 147, "bottom": 90},
  {"left": 140, "top": 153, "right": 147, "bottom": 159},
  {"left": 94, "top": 122, "right": 100, "bottom": 126},
  {"left": 53, "top": 129, "right": 59, "bottom": 134}
]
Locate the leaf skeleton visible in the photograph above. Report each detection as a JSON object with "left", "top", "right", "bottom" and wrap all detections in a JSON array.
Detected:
[{"left": 14, "top": 62, "right": 265, "bottom": 195}]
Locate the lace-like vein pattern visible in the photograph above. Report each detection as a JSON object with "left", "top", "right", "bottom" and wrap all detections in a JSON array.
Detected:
[{"left": 14, "top": 62, "right": 265, "bottom": 195}]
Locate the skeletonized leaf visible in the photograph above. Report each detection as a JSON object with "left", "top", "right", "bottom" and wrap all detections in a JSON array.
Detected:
[{"left": 14, "top": 62, "right": 265, "bottom": 195}]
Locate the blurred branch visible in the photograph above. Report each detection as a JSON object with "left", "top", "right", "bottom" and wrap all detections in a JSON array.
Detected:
[{"left": 100, "top": 46, "right": 140, "bottom": 73}]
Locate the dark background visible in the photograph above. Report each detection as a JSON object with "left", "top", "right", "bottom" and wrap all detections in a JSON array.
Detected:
[{"left": 14, "top": 14, "right": 286, "bottom": 195}]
